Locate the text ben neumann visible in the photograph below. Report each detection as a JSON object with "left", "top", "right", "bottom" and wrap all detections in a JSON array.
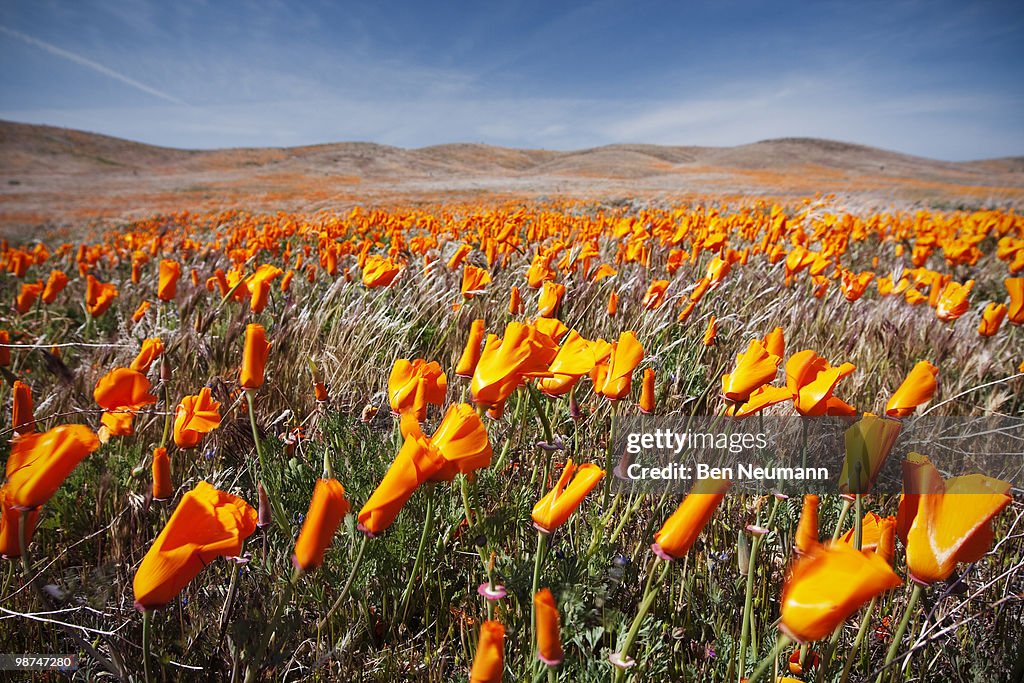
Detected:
[{"left": 621, "top": 429, "right": 830, "bottom": 481}]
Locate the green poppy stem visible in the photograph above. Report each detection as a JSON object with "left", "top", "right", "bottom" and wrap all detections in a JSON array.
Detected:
[
  {"left": 602, "top": 401, "right": 618, "bottom": 508},
  {"left": 243, "top": 568, "right": 300, "bottom": 683},
  {"left": 142, "top": 609, "right": 154, "bottom": 683},
  {"left": 747, "top": 634, "right": 791, "bottom": 683},
  {"left": 832, "top": 497, "right": 852, "bottom": 541},
  {"left": 244, "top": 390, "right": 286, "bottom": 530},
  {"left": 875, "top": 584, "right": 923, "bottom": 683},
  {"left": 317, "top": 534, "right": 369, "bottom": 631},
  {"left": 839, "top": 596, "right": 878, "bottom": 683},
  {"left": 399, "top": 483, "right": 436, "bottom": 622},
  {"left": 613, "top": 556, "right": 670, "bottom": 683},
  {"left": 854, "top": 493, "right": 863, "bottom": 550}
]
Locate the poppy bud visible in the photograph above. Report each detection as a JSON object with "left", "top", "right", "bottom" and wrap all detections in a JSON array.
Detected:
[
  {"left": 257, "top": 482, "right": 272, "bottom": 529},
  {"left": 152, "top": 447, "right": 172, "bottom": 500},
  {"left": 293, "top": 479, "right": 350, "bottom": 571}
]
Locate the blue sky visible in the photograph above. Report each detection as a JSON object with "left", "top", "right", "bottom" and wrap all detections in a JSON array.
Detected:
[{"left": 1, "top": 0, "right": 1022, "bottom": 160}]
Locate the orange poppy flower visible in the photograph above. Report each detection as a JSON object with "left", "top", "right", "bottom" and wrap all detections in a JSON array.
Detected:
[
  {"left": 935, "top": 279, "right": 974, "bottom": 322},
  {"left": 534, "top": 588, "right": 564, "bottom": 666},
  {"left": 152, "top": 447, "right": 172, "bottom": 500},
  {"left": 726, "top": 384, "right": 795, "bottom": 418},
  {"left": 240, "top": 324, "right": 270, "bottom": 390},
  {"left": 607, "top": 291, "right": 618, "bottom": 316},
  {"left": 471, "top": 322, "right": 557, "bottom": 408},
  {"left": 94, "top": 367, "right": 158, "bottom": 411},
  {"left": 130, "top": 337, "right": 164, "bottom": 374},
  {"left": 839, "top": 414, "right": 901, "bottom": 494},
  {"left": 158, "top": 259, "right": 182, "bottom": 301},
  {"left": 456, "top": 320, "right": 486, "bottom": 378},
  {"left": 537, "top": 281, "right": 566, "bottom": 317},
  {"left": 838, "top": 512, "right": 896, "bottom": 556},
  {"left": 785, "top": 350, "right": 856, "bottom": 416},
  {"left": 462, "top": 265, "right": 492, "bottom": 299},
  {"left": 897, "top": 453, "right": 1011, "bottom": 584},
  {"left": 780, "top": 542, "right": 902, "bottom": 643},
  {"left": 388, "top": 359, "right": 447, "bottom": 419},
  {"left": 16, "top": 281, "right": 43, "bottom": 314},
  {"left": 1007, "top": 277, "right": 1024, "bottom": 324},
  {"left": 706, "top": 255, "right": 731, "bottom": 287},
  {"left": 652, "top": 478, "right": 730, "bottom": 560},
  {"left": 885, "top": 360, "right": 938, "bottom": 418},
  {"left": 41, "top": 270, "right": 69, "bottom": 304},
  {"left": 133, "top": 481, "right": 258, "bottom": 610},
  {"left": 794, "top": 494, "right": 820, "bottom": 556},
  {"left": 85, "top": 275, "right": 118, "bottom": 317},
  {"left": 358, "top": 404, "right": 491, "bottom": 535},
  {"left": 642, "top": 279, "right": 669, "bottom": 310},
  {"left": 536, "top": 331, "right": 607, "bottom": 397},
  {"left": 362, "top": 255, "right": 402, "bottom": 288},
  {"left": 448, "top": 244, "right": 472, "bottom": 270},
  {"left": 703, "top": 316, "right": 718, "bottom": 346},
  {"left": 689, "top": 277, "right": 712, "bottom": 303},
  {"left": 531, "top": 459, "right": 605, "bottom": 533},
  {"left": 592, "top": 331, "right": 643, "bottom": 401},
  {"left": 469, "top": 620, "right": 505, "bottom": 683},
  {"left": 5, "top": 424, "right": 100, "bottom": 509},
  {"left": 508, "top": 285, "right": 524, "bottom": 315},
  {"left": 12, "top": 380, "right": 35, "bottom": 435},
  {"left": 132, "top": 300, "right": 151, "bottom": 323},
  {"left": 639, "top": 368, "right": 655, "bottom": 414},
  {"left": 722, "top": 339, "right": 782, "bottom": 403},
  {"left": 839, "top": 270, "right": 874, "bottom": 302},
  {"left": 978, "top": 303, "right": 1007, "bottom": 337},
  {"left": 173, "top": 387, "right": 222, "bottom": 449},
  {"left": 293, "top": 478, "right": 350, "bottom": 571},
  {"left": 247, "top": 264, "right": 283, "bottom": 313}
]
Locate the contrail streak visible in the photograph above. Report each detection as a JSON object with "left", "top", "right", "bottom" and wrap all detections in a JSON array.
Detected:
[{"left": 0, "top": 24, "right": 186, "bottom": 105}]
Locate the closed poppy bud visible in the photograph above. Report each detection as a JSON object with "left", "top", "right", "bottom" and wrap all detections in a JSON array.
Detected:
[
  {"left": 607, "top": 291, "right": 618, "bottom": 316},
  {"left": 132, "top": 300, "right": 151, "bottom": 323},
  {"left": 152, "top": 447, "right": 172, "bottom": 500},
  {"left": 189, "top": 268, "right": 199, "bottom": 287},
  {"left": 469, "top": 620, "right": 505, "bottom": 683},
  {"left": 0, "top": 330, "right": 10, "bottom": 366},
  {"left": 677, "top": 300, "right": 696, "bottom": 322},
  {"left": 257, "top": 482, "right": 272, "bottom": 529},
  {"left": 0, "top": 489, "right": 40, "bottom": 557},
  {"left": 885, "top": 360, "right": 938, "bottom": 418},
  {"left": 794, "top": 494, "right": 819, "bottom": 556},
  {"left": 448, "top": 244, "right": 472, "bottom": 271},
  {"left": 12, "top": 380, "right": 35, "bottom": 435},
  {"left": 456, "top": 319, "right": 486, "bottom": 378},
  {"left": 876, "top": 516, "right": 896, "bottom": 566},
  {"left": 130, "top": 338, "right": 164, "bottom": 374},
  {"left": 133, "top": 481, "right": 258, "bottom": 610},
  {"left": 534, "top": 588, "right": 564, "bottom": 666},
  {"left": 978, "top": 302, "right": 1006, "bottom": 337},
  {"left": 313, "top": 382, "right": 328, "bottom": 402},
  {"left": 532, "top": 460, "right": 605, "bottom": 533},
  {"left": 5, "top": 424, "right": 100, "bottom": 508},
  {"left": 293, "top": 479, "right": 350, "bottom": 571},
  {"left": 158, "top": 259, "right": 182, "bottom": 301},
  {"left": 703, "top": 316, "right": 718, "bottom": 346},
  {"left": 652, "top": 478, "right": 730, "bottom": 560},
  {"left": 281, "top": 269, "right": 295, "bottom": 292},
  {"left": 639, "top": 368, "right": 655, "bottom": 414},
  {"left": 780, "top": 542, "right": 902, "bottom": 643},
  {"left": 240, "top": 324, "right": 270, "bottom": 390},
  {"left": 508, "top": 286, "right": 523, "bottom": 315},
  {"left": 42, "top": 270, "right": 69, "bottom": 304}
]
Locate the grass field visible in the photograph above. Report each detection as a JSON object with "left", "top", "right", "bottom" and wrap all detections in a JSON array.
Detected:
[{"left": 0, "top": 197, "right": 1022, "bottom": 682}]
